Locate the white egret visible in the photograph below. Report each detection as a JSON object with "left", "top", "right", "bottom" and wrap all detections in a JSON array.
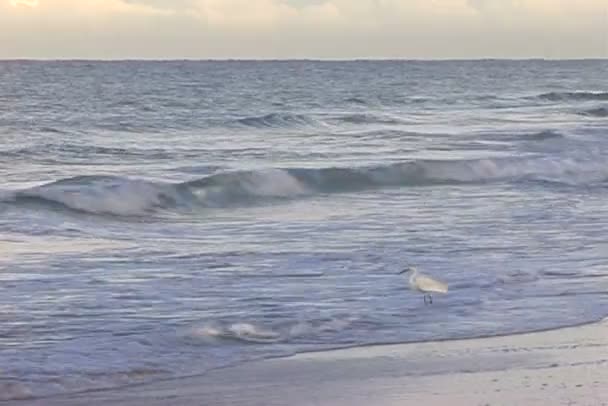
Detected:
[{"left": 399, "top": 266, "right": 448, "bottom": 304}]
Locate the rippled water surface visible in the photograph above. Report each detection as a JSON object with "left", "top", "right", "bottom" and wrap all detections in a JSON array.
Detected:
[{"left": 1, "top": 60, "right": 608, "bottom": 400}]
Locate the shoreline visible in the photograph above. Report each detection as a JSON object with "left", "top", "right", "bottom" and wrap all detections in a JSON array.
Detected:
[{"left": 17, "top": 317, "right": 607, "bottom": 406}]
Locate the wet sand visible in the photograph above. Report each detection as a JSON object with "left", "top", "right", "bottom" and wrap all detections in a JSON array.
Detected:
[{"left": 20, "top": 318, "right": 608, "bottom": 406}]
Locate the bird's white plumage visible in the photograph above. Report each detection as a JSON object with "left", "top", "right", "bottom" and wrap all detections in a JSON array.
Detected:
[
  {"left": 410, "top": 274, "right": 448, "bottom": 293},
  {"left": 401, "top": 266, "right": 448, "bottom": 304}
]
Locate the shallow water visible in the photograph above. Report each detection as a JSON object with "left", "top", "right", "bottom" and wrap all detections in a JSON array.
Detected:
[{"left": 1, "top": 60, "right": 608, "bottom": 400}]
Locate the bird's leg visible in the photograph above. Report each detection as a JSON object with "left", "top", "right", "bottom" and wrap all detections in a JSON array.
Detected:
[
  {"left": 429, "top": 294, "right": 433, "bottom": 304},
  {"left": 423, "top": 295, "right": 428, "bottom": 305}
]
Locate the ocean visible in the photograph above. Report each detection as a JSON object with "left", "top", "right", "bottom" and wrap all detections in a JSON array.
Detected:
[{"left": 1, "top": 60, "right": 608, "bottom": 400}]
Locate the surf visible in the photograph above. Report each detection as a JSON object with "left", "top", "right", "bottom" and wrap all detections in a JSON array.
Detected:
[{"left": 4, "top": 155, "right": 608, "bottom": 217}]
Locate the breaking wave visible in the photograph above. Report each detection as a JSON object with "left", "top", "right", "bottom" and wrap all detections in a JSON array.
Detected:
[
  {"left": 3, "top": 156, "right": 608, "bottom": 217},
  {"left": 185, "top": 318, "right": 355, "bottom": 345},
  {"left": 3, "top": 176, "right": 193, "bottom": 217},
  {"left": 187, "top": 323, "right": 283, "bottom": 344},
  {"left": 538, "top": 91, "right": 608, "bottom": 101}
]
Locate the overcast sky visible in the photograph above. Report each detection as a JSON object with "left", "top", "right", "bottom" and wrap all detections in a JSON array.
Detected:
[{"left": 0, "top": 0, "right": 606, "bottom": 59}]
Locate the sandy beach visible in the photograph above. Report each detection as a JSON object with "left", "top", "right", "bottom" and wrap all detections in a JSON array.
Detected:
[{"left": 15, "top": 317, "right": 605, "bottom": 406}]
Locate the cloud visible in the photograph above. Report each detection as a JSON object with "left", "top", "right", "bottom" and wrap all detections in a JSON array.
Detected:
[
  {"left": 468, "top": 0, "right": 515, "bottom": 12},
  {"left": 0, "top": 0, "right": 606, "bottom": 58},
  {"left": 9, "top": 0, "right": 39, "bottom": 7},
  {"left": 121, "top": 0, "right": 197, "bottom": 11}
]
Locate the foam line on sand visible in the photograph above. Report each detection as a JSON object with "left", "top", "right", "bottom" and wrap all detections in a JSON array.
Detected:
[{"left": 21, "top": 318, "right": 608, "bottom": 406}]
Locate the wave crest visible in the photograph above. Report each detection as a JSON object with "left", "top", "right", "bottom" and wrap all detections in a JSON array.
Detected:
[
  {"left": 4, "top": 156, "right": 608, "bottom": 217},
  {"left": 12, "top": 176, "right": 194, "bottom": 216}
]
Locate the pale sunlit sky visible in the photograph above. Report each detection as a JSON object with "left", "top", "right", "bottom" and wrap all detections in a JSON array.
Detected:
[{"left": 0, "top": 0, "right": 606, "bottom": 59}]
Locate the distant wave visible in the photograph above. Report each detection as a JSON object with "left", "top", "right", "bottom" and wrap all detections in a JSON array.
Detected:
[
  {"left": 484, "top": 129, "right": 564, "bottom": 142},
  {"left": 334, "top": 113, "right": 405, "bottom": 125},
  {"left": 538, "top": 91, "right": 608, "bottom": 101},
  {"left": 344, "top": 97, "right": 367, "bottom": 105},
  {"left": 525, "top": 130, "right": 564, "bottom": 140},
  {"left": 3, "top": 156, "right": 608, "bottom": 217},
  {"left": 229, "top": 111, "right": 407, "bottom": 129},
  {"left": 231, "top": 113, "right": 319, "bottom": 128},
  {"left": 0, "top": 143, "right": 174, "bottom": 160},
  {"left": 39, "top": 126, "right": 67, "bottom": 134},
  {"left": 578, "top": 107, "right": 608, "bottom": 118}
]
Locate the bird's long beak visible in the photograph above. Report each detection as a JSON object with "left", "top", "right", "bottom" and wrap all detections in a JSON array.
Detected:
[{"left": 398, "top": 269, "right": 408, "bottom": 274}]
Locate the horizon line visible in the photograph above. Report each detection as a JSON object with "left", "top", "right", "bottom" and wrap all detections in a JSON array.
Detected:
[{"left": 0, "top": 57, "right": 607, "bottom": 62}]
